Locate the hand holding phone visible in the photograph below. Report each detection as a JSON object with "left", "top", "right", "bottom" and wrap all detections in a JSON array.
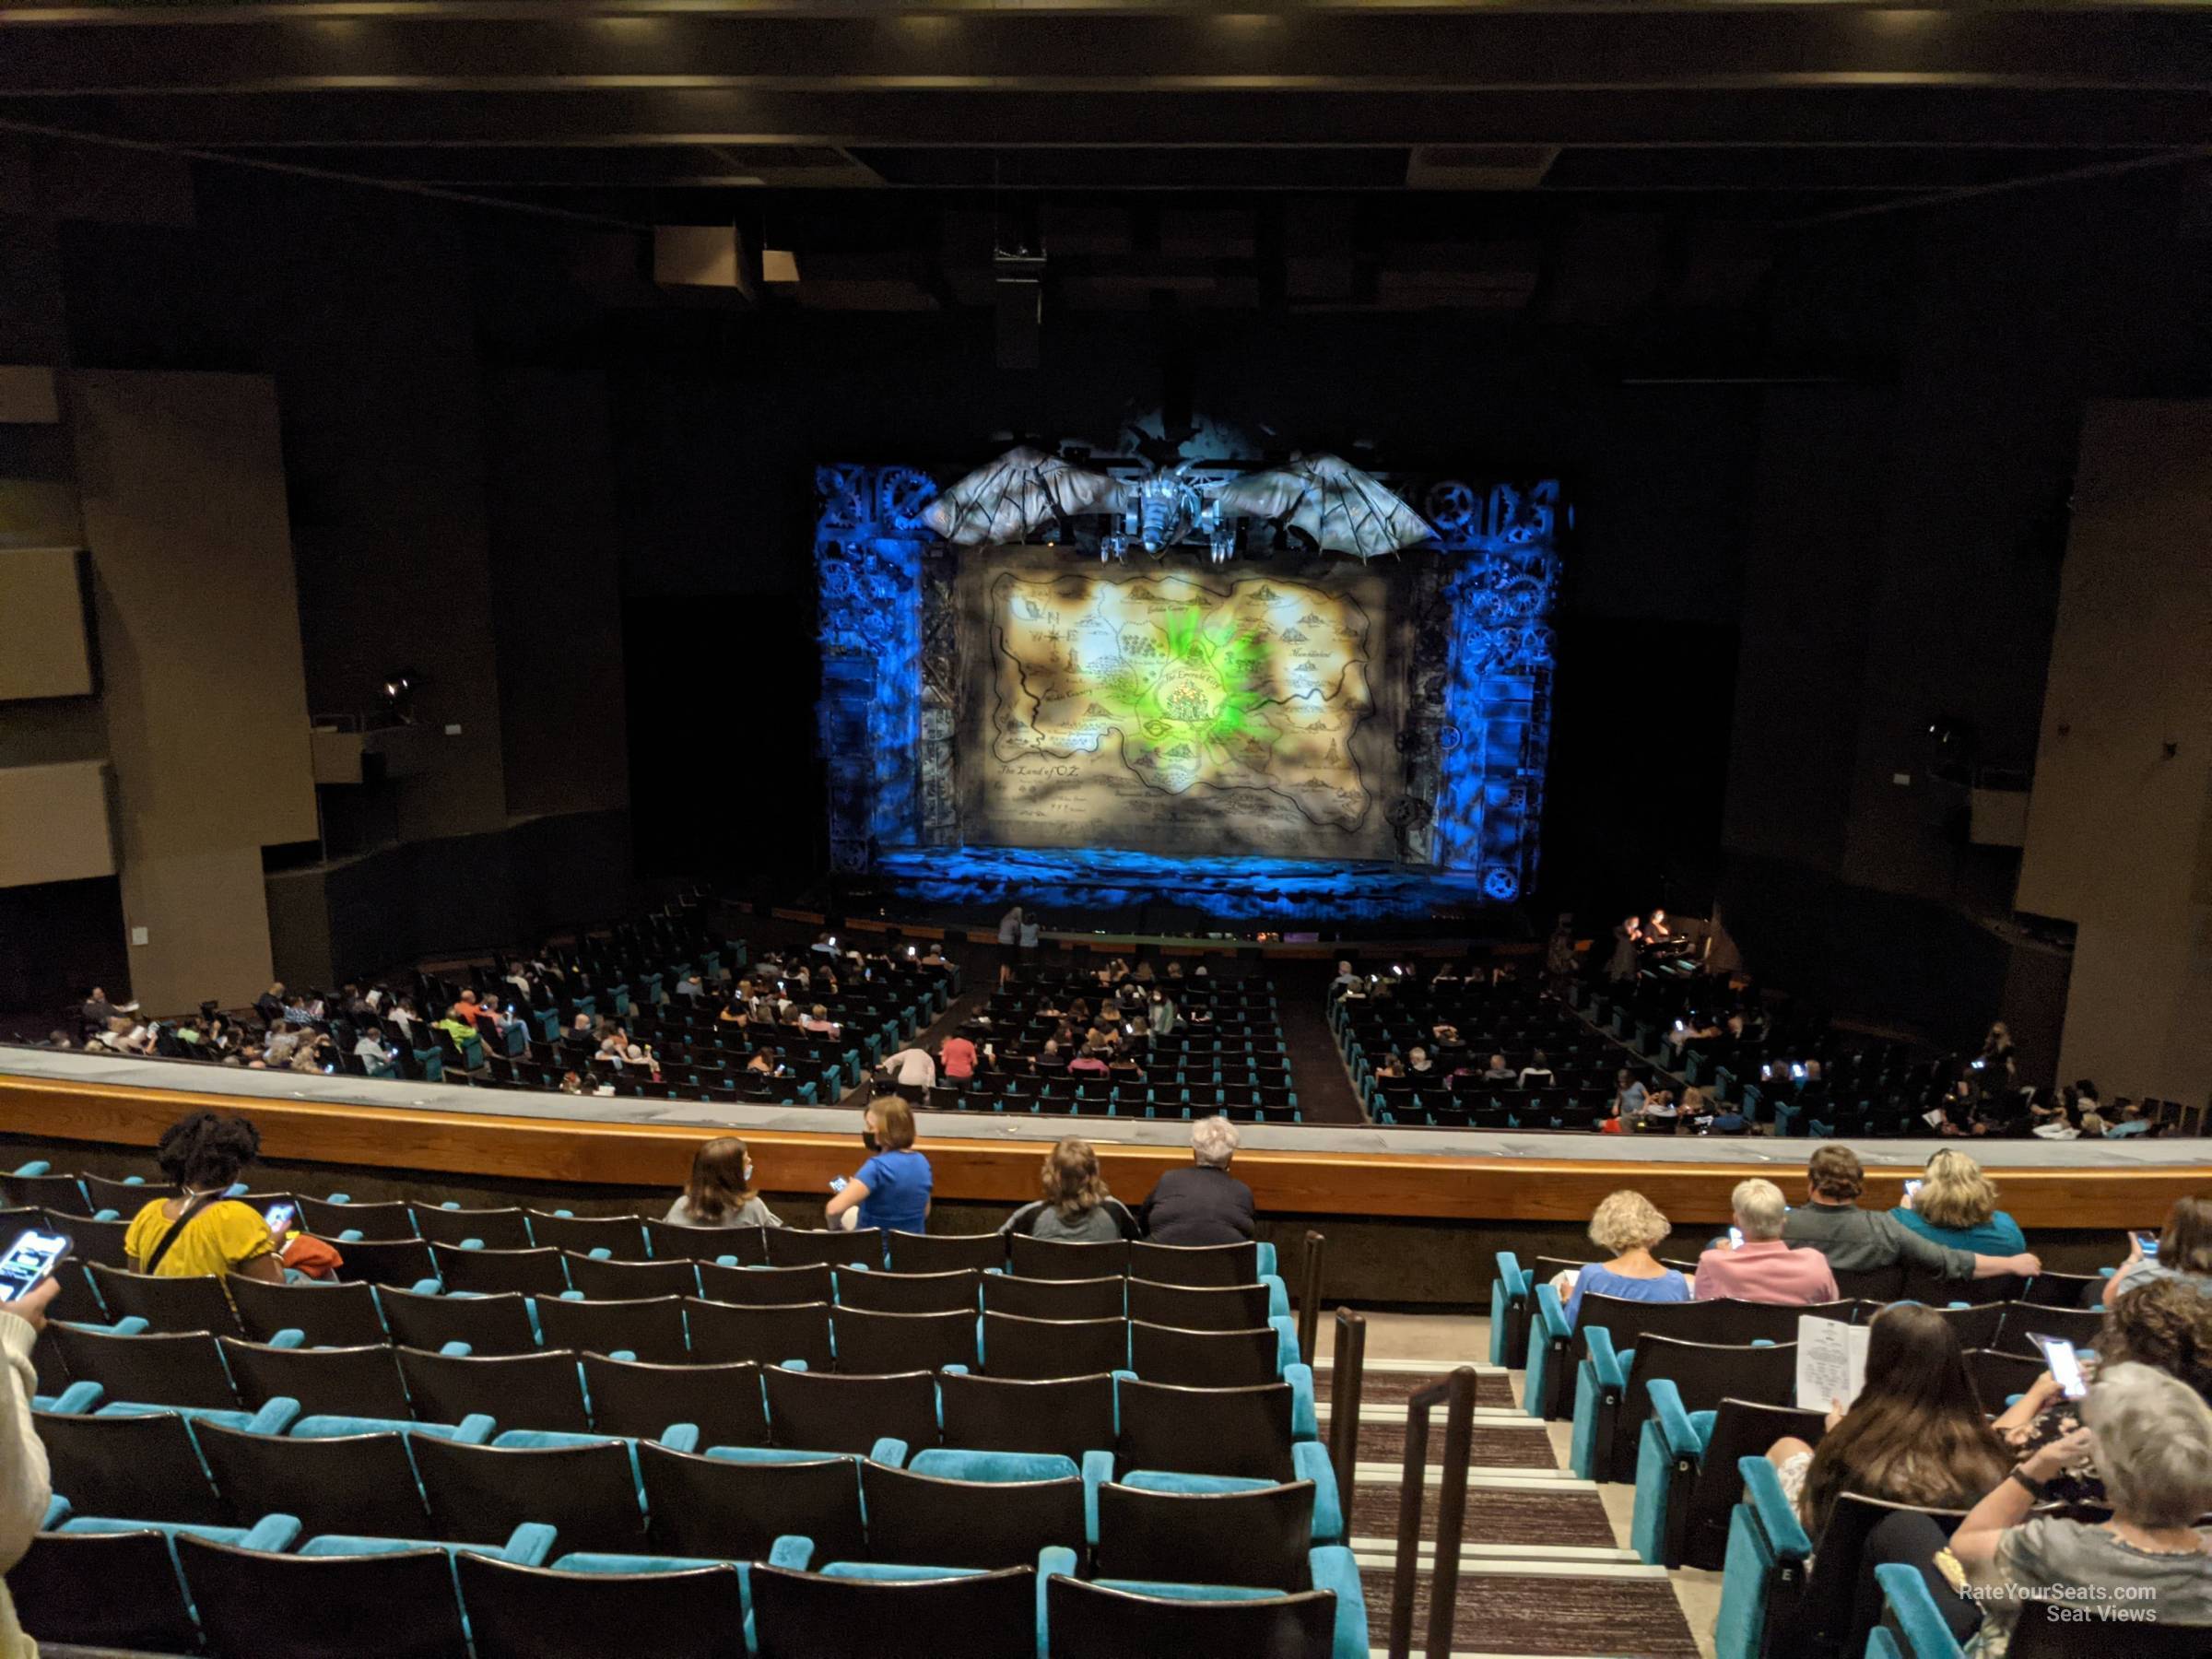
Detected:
[
  {"left": 2031, "top": 1333, "right": 2089, "bottom": 1400},
  {"left": 2134, "top": 1230, "right": 2159, "bottom": 1259},
  {"left": 0, "top": 1230, "right": 72, "bottom": 1308},
  {"left": 828, "top": 1176, "right": 849, "bottom": 1194},
  {"left": 263, "top": 1202, "right": 299, "bottom": 1239},
  {"left": 1727, "top": 1227, "right": 1744, "bottom": 1251},
  {"left": 1902, "top": 1179, "right": 1922, "bottom": 1208}
]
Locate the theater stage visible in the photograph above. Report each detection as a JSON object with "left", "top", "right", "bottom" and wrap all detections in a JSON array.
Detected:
[
  {"left": 3, "top": 1048, "right": 2206, "bottom": 1233},
  {"left": 870, "top": 845, "right": 1504, "bottom": 924}
]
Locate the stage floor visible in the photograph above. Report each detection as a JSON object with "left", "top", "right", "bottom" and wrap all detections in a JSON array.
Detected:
[{"left": 871, "top": 844, "right": 1504, "bottom": 922}]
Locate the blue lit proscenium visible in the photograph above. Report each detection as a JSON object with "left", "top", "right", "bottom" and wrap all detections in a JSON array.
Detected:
[{"left": 815, "top": 464, "right": 1561, "bottom": 918}]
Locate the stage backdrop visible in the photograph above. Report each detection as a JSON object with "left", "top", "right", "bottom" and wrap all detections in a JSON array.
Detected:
[
  {"left": 814, "top": 463, "right": 1562, "bottom": 913},
  {"left": 958, "top": 549, "right": 1399, "bottom": 859}
]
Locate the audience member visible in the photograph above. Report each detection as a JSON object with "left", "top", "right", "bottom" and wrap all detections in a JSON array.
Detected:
[
  {"left": 939, "top": 1031, "right": 977, "bottom": 1081},
  {"left": 1564, "top": 1190, "right": 1691, "bottom": 1327},
  {"left": 1517, "top": 1049, "right": 1555, "bottom": 1087},
  {"left": 2104, "top": 1195, "right": 2212, "bottom": 1306},
  {"left": 1893, "top": 1148, "right": 2027, "bottom": 1255},
  {"left": 1613, "top": 1068, "right": 1648, "bottom": 1118},
  {"left": 124, "top": 1112, "right": 285, "bottom": 1283},
  {"left": 1949, "top": 1364, "right": 2212, "bottom": 1656},
  {"left": 665, "top": 1137, "right": 782, "bottom": 1230},
  {"left": 0, "top": 1270, "right": 58, "bottom": 1654},
  {"left": 1482, "top": 1053, "right": 1515, "bottom": 1082},
  {"left": 78, "top": 986, "right": 135, "bottom": 1030},
  {"left": 1764, "top": 1301, "right": 2010, "bottom": 1537},
  {"left": 1993, "top": 1276, "right": 2212, "bottom": 1510},
  {"left": 878, "top": 1042, "right": 937, "bottom": 1100},
  {"left": 1138, "top": 1116, "right": 1255, "bottom": 1246},
  {"left": 826, "top": 1099, "right": 932, "bottom": 1236},
  {"left": 1694, "top": 1179, "right": 1840, "bottom": 1304},
  {"left": 1783, "top": 1146, "right": 2039, "bottom": 1283},
  {"left": 1001, "top": 1137, "right": 1139, "bottom": 1243}
]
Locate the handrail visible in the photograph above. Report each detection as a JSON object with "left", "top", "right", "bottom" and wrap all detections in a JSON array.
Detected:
[
  {"left": 1387, "top": 1364, "right": 1477, "bottom": 1659},
  {"left": 1327, "top": 1306, "right": 1366, "bottom": 1531},
  {"left": 1296, "top": 1228, "right": 1326, "bottom": 1365}
]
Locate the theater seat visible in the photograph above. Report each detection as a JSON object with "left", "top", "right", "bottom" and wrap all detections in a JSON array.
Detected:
[
  {"left": 747, "top": 1549, "right": 1044, "bottom": 1659},
  {"left": 454, "top": 1547, "right": 749, "bottom": 1659},
  {"left": 10, "top": 1512, "right": 299, "bottom": 1653},
  {"left": 1045, "top": 1573, "right": 1346, "bottom": 1659},
  {"left": 176, "top": 1532, "right": 475, "bottom": 1659}
]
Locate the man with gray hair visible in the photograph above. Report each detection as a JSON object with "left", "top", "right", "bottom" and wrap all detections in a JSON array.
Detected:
[
  {"left": 1138, "top": 1114, "right": 1256, "bottom": 1246},
  {"left": 1691, "top": 1177, "right": 1841, "bottom": 1304}
]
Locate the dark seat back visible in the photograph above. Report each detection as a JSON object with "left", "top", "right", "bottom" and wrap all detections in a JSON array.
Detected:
[
  {"left": 219, "top": 1335, "right": 411, "bottom": 1419},
  {"left": 299, "top": 1197, "right": 418, "bottom": 1240},
  {"left": 227, "top": 1274, "right": 386, "bottom": 1347},
  {"left": 49, "top": 1324, "right": 238, "bottom": 1411},
  {"left": 1118, "top": 1378, "right": 1293, "bottom": 1481},
  {"left": 2019, "top": 1271, "right": 2105, "bottom": 1309},
  {"left": 833, "top": 1307, "right": 979, "bottom": 1374},
  {"left": 1680, "top": 1398, "right": 1828, "bottom": 1571},
  {"left": 1922, "top": 1302, "right": 2006, "bottom": 1351},
  {"left": 177, "top": 1533, "right": 470, "bottom": 1659},
  {"left": 582, "top": 1353, "right": 769, "bottom": 1448},
  {"left": 35, "top": 1407, "right": 223, "bottom": 1524},
  {"left": 1828, "top": 1265, "right": 1906, "bottom": 1302},
  {"left": 647, "top": 1219, "right": 765, "bottom": 1265},
  {"left": 1967, "top": 1347, "right": 2046, "bottom": 1414},
  {"left": 1778, "top": 1491, "right": 1968, "bottom": 1658},
  {"left": 886, "top": 1230, "right": 1005, "bottom": 1274},
  {"left": 378, "top": 1287, "right": 538, "bottom": 1356},
  {"left": 411, "top": 1433, "right": 647, "bottom": 1554},
  {"left": 639, "top": 1441, "right": 865, "bottom": 1563},
  {"left": 1008, "top": 1235, "right": 1127, "bottom": 1280},
  {"left": 3, "top": 1171, "right": 90, "bottom": 1216},
  {"left": 524, "top": 1210, "right": 650, "bottom": 1260},
  {"left": 195, "top": 1420, "right": 432, "bottom": 1539},
  {"left": 85, "top": 1265, "right": 240, "bottom": 1335},
  {"left": 1126, "top": 1240, "right": 1258, "bottom": 1288},
  {"left": 2008, "top": 1603, "right": 2212, "bottom": 1658},
  {"left": 1699, "top": 1299, "right": 1854, "bottom": 1348},
  {"left": 561, "top": 1253, "right": 700, "bottom": 1302},
  {"left": 1612, "top": 1337, "right": 1797, "bottom": 1484},
  {"left": 981, "top": 1274, "right": 1125, "bottom": 1323},
  {"left": 412, "top": 1206, "right": 533, "bottom": 1250},
  {"left": 454, "top": 1550, "right": 749, "bottom": 1659},
  {"left": 1046, "top": 1575, "right": 1335, "bottom": 1659},
  {"left": 765, "top": 1228, "right": 885, "bottom": 1270},
  {"left": 56, "top": 1213, "right": 132, "bottom": 1270},
  {"left": 1126, "top": 1278, "right": 1272, "bottom": 1332},
  {"left": 1094, "top": 1478, "right": 1314, "bottom": 1591},
  {"left": 1130, "top": 1321, "right": 1277, "bottom": 1387},
  {"left": 982, "top": 1312, "right": 1129, "bottom": 1381},
  {"left": 748, "top": 1562, "right": 1038, "bottom": 1659},
  {"left": 684, "top": 1298, "right": 834, "bottom": 1369},
  {"left": 764, "top": 1366, "right": 939, "bottom": 1454},
  {"left": 862, "top": 1461, "right": 1085, "bottom": 1569},
  {"left": 2002, "top": 1301, "right": 2102, "bottom": 1358},
  {"left": 696, "top": 1262, "right": 835, "bottom": 1307},
  {"left": 9, "top": 1526, "right": 202, "bottom": 1652},
  {"left": 534, "top": 1294, "right": 690, "bottom": 1364},
  {"left": 429, "top": 1243, "right": 568, "bottom": 1298},
  {"left": 1570, "top": 1293, "right": 1719, "bottom": 1363},
  {"left": 836, "top": 1268, "right": 982, "bottom": 1315},
  {"left": 327, "top": 1235, "right": 439, "bottom": 1289},
  {"left": 938, "top": 1372, "right": 1116, "bottom": 1464},
  {"left": 395, "top": 1346, "right": 590, "bottom": 1433}
]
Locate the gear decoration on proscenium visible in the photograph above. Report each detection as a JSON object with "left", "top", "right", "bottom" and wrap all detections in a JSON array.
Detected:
[
  {"left": 1425, "top": 480, "right": 1478, "bottom": 534},
  {"left": 877, "top": 467, "right": 939, "bottom": 533},
  {"left": 815, "top": 465, "right": 870, "bottom": 529},
  {"left": 1483, "top": 867, "right": 1521, "bottom": 900}
]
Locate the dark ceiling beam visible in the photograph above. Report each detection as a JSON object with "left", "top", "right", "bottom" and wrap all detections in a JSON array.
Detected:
[
  {"left": 0, "top": 12, "right": 2206, "bottom": 95},
  {"left": 9, "top": 87, "right": 2208, "bottom": 150}
]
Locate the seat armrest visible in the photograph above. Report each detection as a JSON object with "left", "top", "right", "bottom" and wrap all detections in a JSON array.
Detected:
[
  {"left": 660, "top": 1424, "right": 700, "bottom": 1455},
  {"left": 769, "top": 1535, "right": 813, "bottom": 1571},
  {"left": 502, "top": 1523, "right": 558, "bottom": 1567},
  {"left": 1532, "top": 1283, "right": 1569, "bottom": 1341},
  {"left": 270, "top": 1329, "right": 307, "bottom": 1350},
  {"left": 1080, "top": 1449, "right": 1115, "bottom": 1547},
  {"left": 1284, "top": 1362, "right": 1317, "bottom": 1441},
  {"left": 455, "top": 1414, "right": 497, "bottom": 1444},
  {"left": 242, "top": 1513, "right": 302, "bottom": 1552},
  {"left": 39, "top": 1496, "right": 67, "bottom": 1532},
  {"left": 1645, "top": 1380, "right": 1709, "bottom": 1459},
  {"left": 1307, "top": 1544, "right": 1368, "bottom": 1659},
  {"left": 1037, "top": 1546, "right": 1078, "bottom": 1659},
  {"left": 1292, "top": 1441, "right": 1344, "bottom": 1545},
  {"left": 1873, "top": 1563, "right": 1969, "bottom": 1659},
  {"left": 1271, "top": 1316, "right": 1301, "bottom": 1377},
  {"left": 869, "top": 1437, "right": 910, "bottom": 1467},
  {"left": 409, "top": 1277, "right": 441, "bottom": 1295},
  {"left": 1583, "top": 1324, "right": 1629, "bottom": 1391},
  {"left": 1261, "top": 1275, "right": 1290, "bottom": 1323},
  {"left": 246, "top": 1398, "right": 301, "bottom": 1436},
  {"left": 1256, "top": 1242, "right": 1277, "bottom": 1278},
  {"left": 41, "top": 1381, "right": 102, "bottom": 1416},
  {"left": 1736, "top": 1455, "right": 1812, "bottom": 1560}
]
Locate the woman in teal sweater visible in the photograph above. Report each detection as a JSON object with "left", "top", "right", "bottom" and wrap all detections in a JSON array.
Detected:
[{"left": 1891, "top": 1147, "right": 2027, "bottom": 1255}]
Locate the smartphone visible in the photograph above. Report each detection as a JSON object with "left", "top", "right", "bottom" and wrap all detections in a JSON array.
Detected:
[
  {"left": 1903, "top": 1180, "right": 1923, "bottom": 1202},
  {"left": 1675, "top": 1019, "right": 1686, "bottom": 1032},
  {"left": 828, "top": 1176, "right": 850, "bottom": 1194},
  {"left": 2135, "top": 1230, "right": 2160, "bottom": 1258},
  {"left": 1790, "top": 1063, "right": 1806, "bottom": 1081},
  {"left": 1759, "top": 1064, "right": 1772, "bottom": 1081},
  {"left": 1727, "top": 1227, "right": 1744, "bottom": 1251},
  {"left": 2031, "top": 1333, "right": 2089, "bottom": 1400},
  {"left": 0, "top": 1230, "right": 71, "bottom": 1303},
  {"left": 262, "top": 1201, "right": 299, "bottom": 1236},
  {"left": 1970, "top": 1057, "right": 1986, "bottom": 1072}
]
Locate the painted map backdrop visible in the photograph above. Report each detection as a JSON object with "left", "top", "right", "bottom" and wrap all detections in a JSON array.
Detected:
[{"left": 966, "top": 561, "right": 1396, "bottom": 858}]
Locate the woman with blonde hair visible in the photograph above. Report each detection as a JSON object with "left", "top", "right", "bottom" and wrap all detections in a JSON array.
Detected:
[
  {"left": 666, "top": 1137, "right": 782, "bottom": 1230},
  {"left": 1000, "top": 1137, "right": 1138, "bottom": 1244},
  {"left": 1893, "top": 1147, "right": 2027, "bottom": 1256},
  {"left": 1563, "top": 1190, "right": 1692, "bottom": 1328}
]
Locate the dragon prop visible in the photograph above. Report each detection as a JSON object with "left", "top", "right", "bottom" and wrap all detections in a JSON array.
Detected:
[{"left": 923, "top": 445, "right": 1434, "bottom": 563}]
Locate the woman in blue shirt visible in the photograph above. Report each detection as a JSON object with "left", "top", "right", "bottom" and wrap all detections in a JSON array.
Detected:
[
  {"left": 1564, "top": 1189, "right": 1693, "bottom": 1328},
  {"left": 1891, "top": 1148, "right": 2027, "bottom": 1257},
  {"left": 825, "top": 1096, "right": 934, "bottom": 1240}
]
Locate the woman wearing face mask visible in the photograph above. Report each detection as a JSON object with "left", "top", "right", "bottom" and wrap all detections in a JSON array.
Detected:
[
  {"left": 824, "top": 1099, "right": 933, "bottom": 1236},
  {"left": 665, "top": 1137, "right": 783, "bottom": 1230}
]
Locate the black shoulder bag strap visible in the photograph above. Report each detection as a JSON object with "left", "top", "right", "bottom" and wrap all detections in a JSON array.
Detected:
[{"left": 142, "top": 1192, "right": 224, "bottom": 1275}]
